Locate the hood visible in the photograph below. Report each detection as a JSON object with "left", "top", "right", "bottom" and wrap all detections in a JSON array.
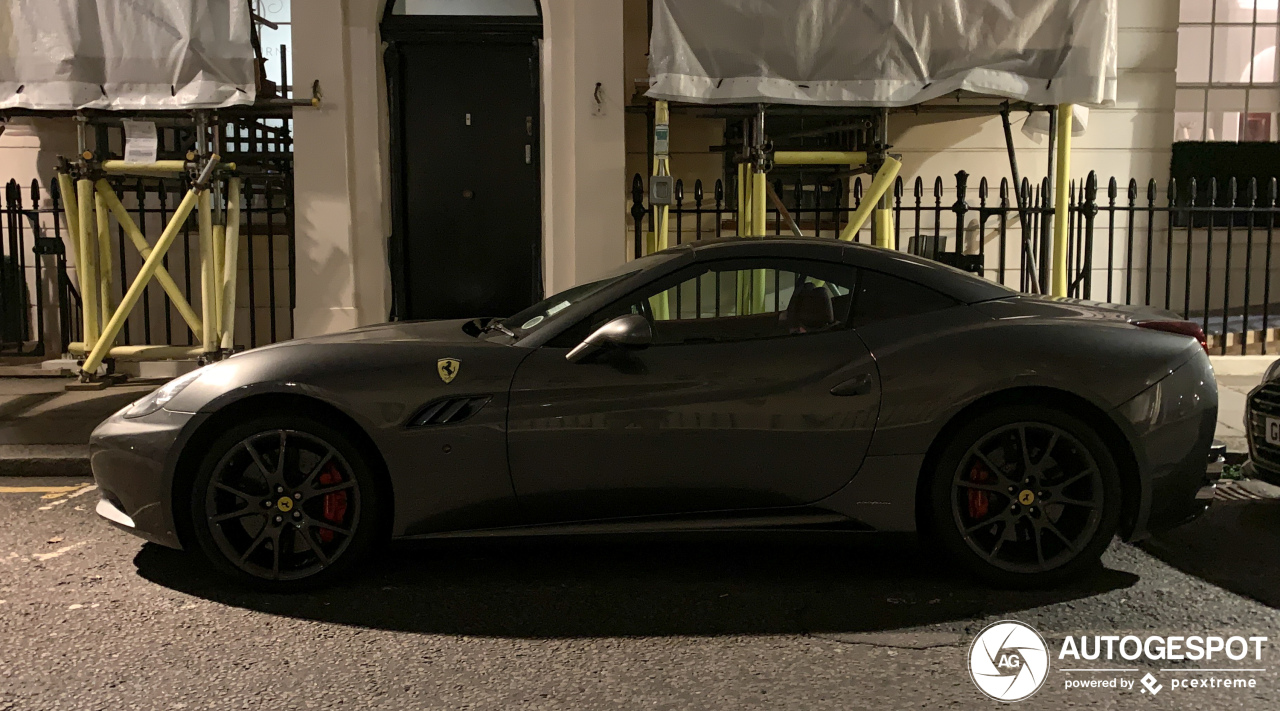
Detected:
[{"left": 246, "top": 319, "right": 488, "bottom": 352}]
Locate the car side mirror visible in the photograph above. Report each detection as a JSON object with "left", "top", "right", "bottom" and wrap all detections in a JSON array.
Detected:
[{"left": 566, "top": 314, "right": 653, "bottom": 363}]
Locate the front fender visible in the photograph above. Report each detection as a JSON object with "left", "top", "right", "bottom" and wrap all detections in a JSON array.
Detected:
[{"left": 163, "top": 340, "right": 533, "bottom": 538}]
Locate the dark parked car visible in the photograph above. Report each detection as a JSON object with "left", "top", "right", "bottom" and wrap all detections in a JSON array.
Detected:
[
  {"left": 91, "top": 238, "right": 1220, "bottom": 590},
  {"left": 1244, "top": 361, "right": 1280, "bottom": 487}
]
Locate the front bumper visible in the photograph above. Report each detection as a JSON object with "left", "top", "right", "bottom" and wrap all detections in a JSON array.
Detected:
[
  {"left": 1244, "top": 380, "right": 1280, "bottom": 487},
  {"left": 90, "top": 406, "right": 201, "bottom": 550},
  {"left": 1244, "top": 459, "right": 1280, "bottom": 488}
]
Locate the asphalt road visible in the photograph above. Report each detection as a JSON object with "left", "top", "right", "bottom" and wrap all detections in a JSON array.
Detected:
[{"left": 2, "top": 477, "right": 1280, "bottom": 710}]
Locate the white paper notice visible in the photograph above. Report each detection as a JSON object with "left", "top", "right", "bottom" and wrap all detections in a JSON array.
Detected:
[{"left": 122, "top": 120, "right": 159, "bottom": 164}]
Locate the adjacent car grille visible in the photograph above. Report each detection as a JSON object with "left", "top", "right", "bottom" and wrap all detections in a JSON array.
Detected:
[
  {"left": 1247, "top": 382, "right": 1280, "bottom": 471},
  {"left": 409, "top": 396, "right": 492, "bottom": 427}
]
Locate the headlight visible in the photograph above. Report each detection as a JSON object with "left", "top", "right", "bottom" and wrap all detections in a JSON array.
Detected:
[
  {"left": 1265, "top": 358, "right": 1280, "bottom": 384},
  {"left": 123, "top": 368, "right": 204, "bottom": 419}
]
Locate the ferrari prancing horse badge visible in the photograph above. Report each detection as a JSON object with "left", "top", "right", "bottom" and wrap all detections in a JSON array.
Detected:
[{"left": 437, "top": 358, "right": 461, "bottom": 384}]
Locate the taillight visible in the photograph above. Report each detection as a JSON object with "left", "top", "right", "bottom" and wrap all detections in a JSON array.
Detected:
[{"left": 1134, "top": 320, "right": 1208, "bottom": 353}]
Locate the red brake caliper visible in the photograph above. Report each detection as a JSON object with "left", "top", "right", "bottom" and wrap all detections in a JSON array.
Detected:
[
  {"left": 967, "top": 461, "right": 991, "bottom": 520},
  {"left": 316, "top": 463, "right": 347, "bottom": 543}
]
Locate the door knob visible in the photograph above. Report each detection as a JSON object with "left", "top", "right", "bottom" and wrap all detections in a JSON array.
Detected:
[{"left": 830, "top": 374, "right": 873, "bottom": 397}]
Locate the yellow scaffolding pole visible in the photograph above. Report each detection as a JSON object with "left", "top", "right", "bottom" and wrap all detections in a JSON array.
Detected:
[
  {"left": 751, "top": 168, "right": 766, "bottom": 237},
  {"left": 773, "top": 151, "right": 868, "bottom": 167},
  {"left": 221, "top": 177, "right": 242, "bottom": 351},
  {"left": 213, "top": 224, "right": 226, "bottom": 329},
  {"left": 94, "top": 180, "right": 203, "bottom": 338},
  {"left": 75, "top": 178, "right": 100, "bottom": 352},
  {"left": 81, "top": 187, "right": 203, "bottom": 375},
  {"left": 651, "top": 100, "right": 671, "bottom": 256},
  {"left": 94, "top": 192, "right": 114, "bottom": 331},
  {"left": 1051, "top": 103, "right": 1073, "bottom": 297},
  {"left": 198, "top": 191, "right": 217, "bottom": 353},
  {"left": 101, "top": 160, "right": 188, "bottom": 176},
  {"left": 839, "top": 156, "right": 903, "bottom": 242},
  {"left": 873, "top": 206, "right": 895, "bottom": 248},
  {"left": 55, "top": 174, "right": 81, "bottom": 296},
  {"left": 69, "top": 343, "right": 206, "bottom": 361}
]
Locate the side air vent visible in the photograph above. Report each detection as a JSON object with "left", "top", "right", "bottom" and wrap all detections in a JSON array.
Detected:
[{"left": 409, "top": 396, "right": 492, "bottom": 427}]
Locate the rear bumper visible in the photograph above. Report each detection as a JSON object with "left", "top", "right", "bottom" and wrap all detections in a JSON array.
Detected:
[
  {"left": 90, "top": 407, "right": 201, "bottom": 550},
  {"left": 1115, "top": 351, "right": 1219, "bottom": 539}
]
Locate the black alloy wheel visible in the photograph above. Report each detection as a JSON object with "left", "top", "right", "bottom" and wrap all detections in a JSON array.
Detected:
[
  {"left": 930, "top": 406, "right": 1122, "bottom": 588},
  {"left": 189, "top": 415, "right": 382, "bottom": 590}
]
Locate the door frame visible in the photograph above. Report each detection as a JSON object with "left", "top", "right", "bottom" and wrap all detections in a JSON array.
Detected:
[{"left": 381, "top": 5, "right": 544, "bottom": 321}]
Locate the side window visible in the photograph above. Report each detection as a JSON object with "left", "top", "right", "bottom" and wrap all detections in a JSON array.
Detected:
[
  {"left": 850, "top": 269, "right": 958, "bottom": 326},
  {"left": 579, "top": 258, "right": 857, "bottom": 346}
]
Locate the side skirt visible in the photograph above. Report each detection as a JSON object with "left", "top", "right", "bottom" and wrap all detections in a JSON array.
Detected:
[{"left": 397, "top": 509, "right": 873, "bottom": 541}]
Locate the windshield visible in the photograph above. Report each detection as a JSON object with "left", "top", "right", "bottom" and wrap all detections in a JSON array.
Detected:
[
  {"left": 500, "top": 272, "right": 637, "bottom": 337},
  {"left": 494, "top": 251, "right": 685, "bottom": 339}
]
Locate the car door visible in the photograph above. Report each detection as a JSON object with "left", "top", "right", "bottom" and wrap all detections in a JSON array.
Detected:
[{"left": 506, "top": 257, "right": 882, "bottom": 524}]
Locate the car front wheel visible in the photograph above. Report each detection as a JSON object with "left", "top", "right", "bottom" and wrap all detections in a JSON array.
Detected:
[
  {"left": 929, "top": 405, "right": 1123, "bottom": 588},
  {"left": 188, "top": 414, "right": 383, "bottom": 591}
]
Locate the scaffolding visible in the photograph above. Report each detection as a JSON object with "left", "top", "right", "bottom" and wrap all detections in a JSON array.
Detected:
[{"left": 641, "top": 100, "right": 1075, "bottom": 298}]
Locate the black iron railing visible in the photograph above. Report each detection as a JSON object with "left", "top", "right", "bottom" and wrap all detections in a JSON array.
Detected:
[
  {"left": 0, "top": 173, "right": 295, "bottom": 358},
  {"left": 629, "top": 171, "right": 1280, "bottom": 355},
  {"left": 0, "top": 179, "right": 79, "bottom": 356}
]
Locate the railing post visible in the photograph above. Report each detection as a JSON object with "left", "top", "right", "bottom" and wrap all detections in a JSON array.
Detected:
[
  {"left": 1081, "top": 172, "right": 1098, "bottom": 299},
  {"left": 1263, "top": 178, "right": 1277, "bottom": 356},
  {"left": 1184, "top": 178, "right": 1197, "bottom": 320},
  {"left": 674, "top": 179, "right": 684, "bottom": 247},
  {"left": 1165, "top": 178, "right": 1177, "bottom": 311},
  {"left": 893, "top": 177, "right": 904, "bottom": 251},
  {"left": 952, "top": 171, "right": 970, "bottom": 256},
  {"left": 1221, "top": 177, "right": 1237, "bottom": 355},
  {"left": 630, "top": 174, "right": 646, "bottom": 259},
  {"left": 978, "top": 177, "right": 989, "bottom": 277},
  {"left": 998, "top": 178, "right": 1009, "bottom": 286},
  {"left": 1203, "top": 177, "right": 1217, "bottom": 339},
  {"left": 933, "top": 177, "right": 944, "bottom": 258},
  {"left": 1106, "top": 178, "right": 1118, "bottom": 303},
  {"left": 1242, "top": 178, "right": 1257, "bottom": 355},
  {"left": 693, "top": 179, "right": 704, "bottom": 242},
  {"left": 714, "top": 179, "right": 724, "bottom": 238}
]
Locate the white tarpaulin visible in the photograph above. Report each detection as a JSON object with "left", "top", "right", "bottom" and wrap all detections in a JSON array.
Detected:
[
  {"left": 648, "top": 0, "right": 1117, "bottom": 107},
  {"left": 0, "top": 0, "right": 256, "bottom": 111}
]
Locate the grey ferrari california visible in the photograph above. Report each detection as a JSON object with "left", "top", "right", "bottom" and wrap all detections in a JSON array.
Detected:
[{"left": 91, "top": 238, "right": 1220, "bottom": 590}]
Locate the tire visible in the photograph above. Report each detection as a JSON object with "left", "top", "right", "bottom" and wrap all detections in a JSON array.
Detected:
[
  {"left": 927, "top": 405, "right": 1122, "bottom": 588},
  {"left": 187, "top": 413, "right": 385, "bottom": 592}
]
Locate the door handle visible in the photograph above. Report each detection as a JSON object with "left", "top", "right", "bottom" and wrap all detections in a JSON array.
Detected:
[{"left": 830, "top": 373, "right": 874, "bottom": 397}]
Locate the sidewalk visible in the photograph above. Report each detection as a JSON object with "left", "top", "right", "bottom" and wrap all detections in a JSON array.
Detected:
[
  {"left": 0, "top": 368, "right": 160, "bottom": 476},
  {"left": 0, "top": 358, "right": 1272, "bottom": 477}
]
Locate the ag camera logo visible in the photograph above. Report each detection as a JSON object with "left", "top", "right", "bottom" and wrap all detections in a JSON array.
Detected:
[{"left": 969, "top": 620, "right": 1050, "bottom": 702}]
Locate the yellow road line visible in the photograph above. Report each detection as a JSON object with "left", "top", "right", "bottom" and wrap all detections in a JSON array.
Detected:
[{"left": 0, "top": 485, "right": 92, "bottom": 495}]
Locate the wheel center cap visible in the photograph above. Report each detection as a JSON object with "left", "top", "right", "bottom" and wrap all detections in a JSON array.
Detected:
[
  {"left": 276, "top": 496, "right": 294, "bottom": 513},
  {"left": 1018, "top": 490, "right": 1036, "bottom": 506}
]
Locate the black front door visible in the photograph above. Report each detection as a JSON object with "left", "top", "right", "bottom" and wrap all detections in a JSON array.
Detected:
[{"left": 392, "top": 39, "right": 541, "bottom": 320}]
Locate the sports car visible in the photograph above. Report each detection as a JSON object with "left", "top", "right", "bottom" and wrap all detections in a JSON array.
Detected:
[{"left": 90, "top": 238, "right": 1220, "bottom": 590}]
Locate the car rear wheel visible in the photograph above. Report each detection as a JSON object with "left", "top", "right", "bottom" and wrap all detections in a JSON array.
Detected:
[
  {"left": 188, "top": 414, "right": 383, "bottom": 591},
  {"left": 928, "top": 405, "right": 1122, "bottom": 588}
]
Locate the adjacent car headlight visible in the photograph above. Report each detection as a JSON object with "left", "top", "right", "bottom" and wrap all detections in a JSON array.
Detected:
[
  {"left": 1265, "top": 358, "right": 1280, "bottom": 384},
  {"left": 123, "top": 368, "right": 204, "bottom": 419}
]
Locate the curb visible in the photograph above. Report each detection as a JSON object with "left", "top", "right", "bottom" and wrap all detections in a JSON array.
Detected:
[
  {"left": 0, "top": 445, "right": 92, "bottom": 478},
  {"left": 1210, "top": 355, "right": 1279, "bottom": 376}
]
